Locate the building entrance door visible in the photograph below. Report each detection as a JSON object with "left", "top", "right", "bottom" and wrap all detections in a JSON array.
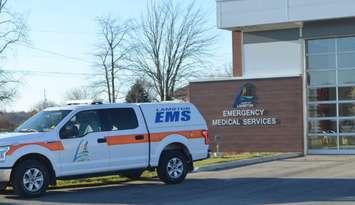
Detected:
[{"left": 307, "top": 37, "right": 355, "bottom": 154}]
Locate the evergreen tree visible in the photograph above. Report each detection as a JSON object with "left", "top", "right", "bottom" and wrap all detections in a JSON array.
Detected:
[{"left": 125, "top": 80, "right": 151, "bottom": 103}]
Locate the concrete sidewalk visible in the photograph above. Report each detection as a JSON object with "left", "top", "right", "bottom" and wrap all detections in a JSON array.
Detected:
[{"left": 194, "top": 152, "right": 303, "bottom": 172}]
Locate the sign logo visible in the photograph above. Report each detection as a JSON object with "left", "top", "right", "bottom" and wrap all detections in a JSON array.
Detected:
[
  {"left": 233, "top": 83, "right": 256, "bottom": 108},
  {"left": 212, "top": 83, "right": 279, "bottom": 127}
]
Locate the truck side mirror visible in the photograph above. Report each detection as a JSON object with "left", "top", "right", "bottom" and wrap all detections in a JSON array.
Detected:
[{"left": 60, "top": 122, "right": 79, "bottom": 139}]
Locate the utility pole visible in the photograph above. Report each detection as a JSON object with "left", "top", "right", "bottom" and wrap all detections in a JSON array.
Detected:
[{"left": 43, "top": 89, "right": 47, "bottom": 107}]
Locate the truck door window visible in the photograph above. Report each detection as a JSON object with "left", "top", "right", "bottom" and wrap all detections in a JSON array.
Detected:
[
  {"left": 61, "top": 110, "right": 102, "bottom": 139},
  {"left": 100, "top": 108, "right": 138, "bottom": 131},
  {"left": 111, "top": 108, "right": 139, "bottom": 130}
]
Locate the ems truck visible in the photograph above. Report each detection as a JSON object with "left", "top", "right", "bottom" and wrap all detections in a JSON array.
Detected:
[{"left": 0, "top": 102, "right": 209, "bottom": 198}]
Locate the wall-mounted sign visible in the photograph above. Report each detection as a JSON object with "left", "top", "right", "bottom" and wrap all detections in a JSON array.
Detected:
[{"left": 212, "top": 83, "right": 279, "bottom": 127}]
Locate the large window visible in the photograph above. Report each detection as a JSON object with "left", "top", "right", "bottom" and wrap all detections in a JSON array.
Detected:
[{"left": 307, "top": 37, "right": 355, "bottom": 152}]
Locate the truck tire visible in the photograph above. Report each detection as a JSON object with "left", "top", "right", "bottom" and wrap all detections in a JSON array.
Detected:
[
  {"left": 157, "top": 151, "right": 188, "bottom": 184},
  {"left": 0, "top": 182, "right": 7, "bottom": 193},
  {"left": 119, "top": 169, "right": 144, "bottom": 180},
  {"left": 12, "top": 159, "right": 50, "bottom": 198}
]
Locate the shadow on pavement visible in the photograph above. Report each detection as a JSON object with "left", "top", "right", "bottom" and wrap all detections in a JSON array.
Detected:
[{"left": 4, "top": 177, "right": 355, "bottom": 205}]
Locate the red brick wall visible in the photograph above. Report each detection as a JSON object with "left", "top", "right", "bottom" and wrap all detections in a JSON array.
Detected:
[
  {"left": 232, "top": 31, "right": 243, "bottom": 77},
  {"left": 189, "top": 76, "right": 304, "bottom": 153}
]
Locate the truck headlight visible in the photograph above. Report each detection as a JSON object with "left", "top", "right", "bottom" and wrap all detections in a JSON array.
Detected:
[{"left": 0, "top": 146, "right": 10, "bottom": 162}]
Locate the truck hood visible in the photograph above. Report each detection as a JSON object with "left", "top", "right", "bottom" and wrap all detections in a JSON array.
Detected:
[{"left": 0, "top": 132, "right": 51, "bottom": 146}]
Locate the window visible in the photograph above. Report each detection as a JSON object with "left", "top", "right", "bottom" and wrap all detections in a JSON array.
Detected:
[
  {"left": 339, "top": 87, "right": 355, "bottom": 100},
  {"left": 16, "top": 110, "right": 71, "bottom": 132},
  {"left": 308, "top": 87, "right": 336, "bottom": 102},
  {"left": 308, "top": 120, "right": 337, "bottom": 134},
  {"left": 100, "top": 108, "right": 138, "bottom": 131},
  {"left": 340, "top": 119, "right": 355, "bottom": 134},
  {"left": 339, "top": 69, "right": 355, "bottom": 84},
  {"left": 339, "top": 103, "right": 355, "bottom": 117},
  {"left": 307, "top": 71, "right": 336, "bottom": 86},
  {"left": 340, "top": 135, "right": 355, "bottom": 149},
  {"left": 307, "top": 55, "right": 336, "bottom": 70},
  {"left": 307, "top": 38, "right": 335, "bottom": 54},
  {"left": 308, "top": 135, "right": 337, "bottom": 149},
  {"left": 338, "top": 53, "right": 355, "bottom": 68},
  {"left": 308, "top": 104, "right": 337, "bottom": 117},
  {"left": 306, "top": 39, "right": 336, "bottom": 71},
  {"left": 338, "top": 37, "right": 355, "bottom": 52},
  {"left": 62, "top": 110, "right": 102, "bottom": 138}
]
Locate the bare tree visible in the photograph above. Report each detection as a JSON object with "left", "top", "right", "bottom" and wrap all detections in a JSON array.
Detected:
[
  {"left": 32, "top": 100, "right": 57, "bottom": 112},
  {"left": 130, "top": 0, "right": 216, "bottom": 101},
  {"left": 207, "top": 62, "right": 233, "bottom": 79},
  {"left": 64, "top": 87, "right": 98, "bottom": 101},
  {"left": 0, "top": 0, "right": 27, "bottom": 54},
  {"left": 0, "top": 70, "right": 16, "bottom": 102},
  {"left": 0, "top": 0, "right": 27, "bottom": 102},
  {"left": 93, "top": 16, "right": 132, "bottom": 103}
]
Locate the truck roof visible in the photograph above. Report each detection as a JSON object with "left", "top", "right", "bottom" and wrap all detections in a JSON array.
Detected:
[{"left": 44, "top": 101, "right": 191, "bottom": 111}]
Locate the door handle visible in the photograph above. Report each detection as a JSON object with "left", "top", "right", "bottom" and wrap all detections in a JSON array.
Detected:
[
  {"left": 97, "top": 138, "right": 107, "bottom": 143},
  {"left": 135, "top": 135, "right": 145, "bottom": 140}
]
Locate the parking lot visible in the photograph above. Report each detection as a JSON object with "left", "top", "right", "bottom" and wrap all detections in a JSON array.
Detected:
[{"left": 2, "top": 156, "right": 355, "bottom": 205}]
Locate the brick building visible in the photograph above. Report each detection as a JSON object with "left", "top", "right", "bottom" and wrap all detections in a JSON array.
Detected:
[{"left": 189, "top": 0, "right": 355, "bottom": 154}]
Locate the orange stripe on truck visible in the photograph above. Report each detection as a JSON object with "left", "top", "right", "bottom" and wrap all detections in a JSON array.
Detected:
[
  {"left": 106, "top": 130, "right": 205, "bottom": 146},
  {"left": 150, "top": 130, "right": 204, "bottom": 142},
  {"left": 6, "top": 141, "right": 64, "bottom": 156},
  {"left": 106, "top": 134, "right": 149, "bottom": 145}
]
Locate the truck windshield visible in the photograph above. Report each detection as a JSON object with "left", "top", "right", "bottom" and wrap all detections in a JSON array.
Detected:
[{"left": 16, "top": 110, "right": 72, "bottom": 132}]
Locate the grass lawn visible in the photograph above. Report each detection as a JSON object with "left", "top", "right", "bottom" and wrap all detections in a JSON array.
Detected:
[{"left": 53, "top": 152, "right": 274, "bottom": 189}]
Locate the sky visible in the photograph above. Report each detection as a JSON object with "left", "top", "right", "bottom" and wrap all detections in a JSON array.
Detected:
[{"left": 4, "top": 0, "right": 232, "bottom": 111}]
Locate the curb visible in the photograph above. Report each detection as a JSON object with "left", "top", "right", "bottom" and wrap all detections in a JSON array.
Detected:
[{"left": 194, "top": 153, "right": 303, "bottom": 172}]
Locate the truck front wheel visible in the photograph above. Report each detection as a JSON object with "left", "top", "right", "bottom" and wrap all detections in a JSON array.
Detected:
[
  {"left": 12, "top": 159, "right": 50, "bottom": 198},
  {"left": 157, "top": 151, "right": 188, "bottom": 184}
]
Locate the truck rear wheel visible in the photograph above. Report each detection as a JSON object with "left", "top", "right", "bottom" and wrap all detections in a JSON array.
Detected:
[
  {"left": 12, "top": 159, "right": 49, "bottom": 198},
  {"left": 119, "top": 169, "right": 144, "bottom": 180},
  {"left": 157, "top": 151, "right": 188, "bottom": 184}
]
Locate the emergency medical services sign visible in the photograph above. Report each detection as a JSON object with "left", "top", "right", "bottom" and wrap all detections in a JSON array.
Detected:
[{"left": 212, "top": 83, "right": 279, "bottom": 127}]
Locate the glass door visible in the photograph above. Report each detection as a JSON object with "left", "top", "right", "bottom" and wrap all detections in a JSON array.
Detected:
[{"left": 307, "top": 37, "right": 355, "bottom": 154}]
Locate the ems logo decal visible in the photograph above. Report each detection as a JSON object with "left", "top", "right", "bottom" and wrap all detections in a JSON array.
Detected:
[
  {"left": 155, "top": 107, "right": 191, "bottom": 123},
  {"left": 73, "top": 139, "right": 90, "bottom": 162}
]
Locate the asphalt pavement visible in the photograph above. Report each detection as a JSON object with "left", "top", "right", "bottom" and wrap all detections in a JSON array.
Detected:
[{"left": 2, "top": 155, "right": 355, "bottom": 205}]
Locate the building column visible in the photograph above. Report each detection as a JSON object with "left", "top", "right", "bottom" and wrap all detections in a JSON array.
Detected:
[{"left": 232, "top": 30, "right": 243, "bottom": 77}]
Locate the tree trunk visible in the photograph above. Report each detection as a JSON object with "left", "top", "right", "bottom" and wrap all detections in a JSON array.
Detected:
[
  {"left": 104, "top": 66, "right": 111, "bottom": 103},
  {"left": 110, "top": 47, "right": 116, "bottom": 103}
]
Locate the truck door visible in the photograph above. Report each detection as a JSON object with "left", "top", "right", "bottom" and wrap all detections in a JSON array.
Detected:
[
  {"left": 100, "top": 106, "right": 149, "bottom": 170},
  {"left": 58, "top": 110, "right": 110, "bottom": 176}
]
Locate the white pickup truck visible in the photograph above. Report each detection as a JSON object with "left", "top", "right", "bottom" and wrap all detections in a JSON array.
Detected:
[{"left": 0, "top": 102, "right": 209, "bottom": 198}]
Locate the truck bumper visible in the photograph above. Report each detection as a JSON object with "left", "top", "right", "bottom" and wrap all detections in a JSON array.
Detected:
[{"left": 0, "top": 168, "right": 11, "bottom": 183}]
